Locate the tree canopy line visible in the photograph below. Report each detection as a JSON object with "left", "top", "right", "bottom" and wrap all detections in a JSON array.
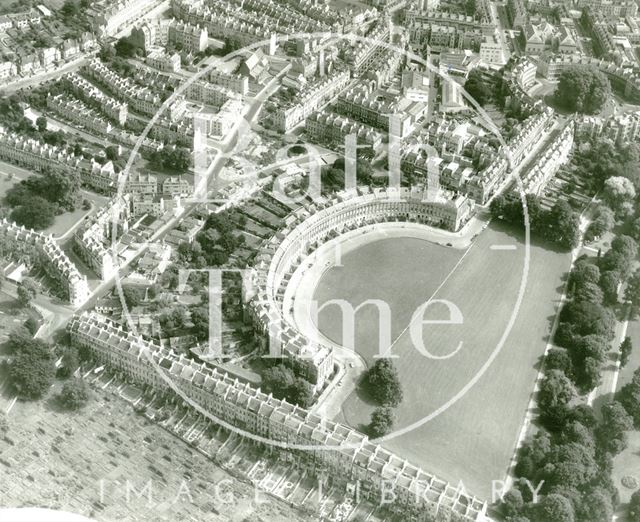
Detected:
[
  {"left": 501, "top": 227, "right": 640, "bottom": 520},
  {"left": 553, "top": 66, "right": 612, "bottom": 115},
  {"left": 148, "top": 146, "right": 192, "bottom": 173},
  {"left": 261, "top": 364, "right": 314, "bottom": 408},
  {"left": 175, "top": 210, "right": 247, "bottom": 269},
  {"left": 5, "top": 326, "right": 86, "bottom": 408},
  {"left": 5, "top": 167, "right": 81, "bottom": 230},
  {"left": 490, "top": 194, "right": 581, "bottom": 250},
  {"left": 552, "top": 235, "right": 637, "bottom": 394},
  {"left": 573, "top": 140, "right": 640, "bottom": 214},
  {"left": 362, "top": 359, "right": 404, "bottom": 438}
]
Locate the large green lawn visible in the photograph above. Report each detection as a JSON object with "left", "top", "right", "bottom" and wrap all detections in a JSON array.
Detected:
[{"left": 313, "top": 222, "right": 571, "bottom": 498}]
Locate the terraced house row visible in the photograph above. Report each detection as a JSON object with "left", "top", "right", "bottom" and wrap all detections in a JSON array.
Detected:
[
  {"left": 84, "top": 59, "right": 188, "bottom": 121},
  {"left": 68, "top": 311, "right": 490, "bottom": 522},
  {"left": 244, "top": 185, "right": 473, "bottom": 392},
  {"left": 0, "top": 219, "right": 89, "bottom": 306}
]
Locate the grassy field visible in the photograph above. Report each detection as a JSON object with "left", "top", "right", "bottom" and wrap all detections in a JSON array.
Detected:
[
  {"left": 313, "top": 221, "right": 571, "bottom": 498},
  {"left": 612, "top": 431, "right": 640, "bottom": 506}
]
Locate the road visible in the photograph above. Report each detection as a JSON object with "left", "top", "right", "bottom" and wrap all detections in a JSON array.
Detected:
[
  {"left": 1, "top": 283, "right": 74, "bottom": 341},
  {"left": 489, "top": 0, "right": 512, "bottom": 63},
  {"left": 587, "top": 298, "right": 630, "bottom": 411},
  {"left": 24, "top": 106, "right": 120, "bottom": 149},
  {"left": 79, "top": 64, "right": 287, "bottom": 314},
  {"left": 0, "top": 56, "right": 90, "bottom": 94}
]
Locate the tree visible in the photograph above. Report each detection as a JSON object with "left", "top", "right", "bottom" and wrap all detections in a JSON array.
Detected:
[
  {"left": 626, "top": 271, "right": 640, "bottom": 317},
  {"left": 618, "top": 368, "right": 640, "bottom": 427},
  {"left": 286, "top": 377, "right": 313, "bottom": 407},
  {"left": 58, "top": 379, "right": 89, "bottom": 410},
  {"left": 554, "top": 66, "right": 611, "bottom": 114},
  {"left": 538, "top": 370, "right": 576, "bottom": 430},
  {"left": 7, "top": 326, "right": 33, "bottom": 353},
  {"left": 559, "top": 301, "right": 615, "bottom": 339},
  {"left": 464, "top": 70, "right": 492, "bottom": 106},
  {"left": 59, "top": 347, "right": 79, "bottom": 378},
  {"left": 500, "top": 489, "right": 524, "bottom": 518},
  {"left": 546, "top": 442, "right": 599, "bottom": 489},
  {"left": 569, "top": 261, "right": 600, "bottom": 291},
  {"left": 629, "top": 490, "right": 640, "bottom": 522},
  {"left": 35, "top": 115, "right": 47, "bottom": 133},
  {"left": 546, "top": 348, "right": 573, "bottom": 376},
  {"left": 578, "top": 356, "right": 602, "bottom": 392},
  {"left": 190, "top": 306, "right": 209, "bottom": 341},
  {"left": 10, "top": 196, "right": 57, "bottom": 230},
  {"left": 576, "top": 488, "right": 613, "bottom": 522},
  {"left": 611, "top": 235, "right": 638, "bottom": 260},
  {"left": 620, "top": 336, "right": 633, "bottom": 368},
  {"left": 24, "top": 316, "right": 38, "bottom": 335},
  {"left": 115, "top": 36, "right": 138, "bottom": 58},
  {"left": 539, "top": 370, "right": 576, "bottom": 409},
  {"left": 61, "top": 0, "right": 80, "bottom": 18},
  {"left": 545, "top": 200, "right": 580, "bottom": 249},
  {"left": 584, "top": 206, "right": 615, "bottom": 242},
  {"left": 536, "top": 494, "right": 575, "bottom": 522},
  {"left": 17, "top": 278, "right": 37, "bottom": 307},
  {"left": 121, "top": 286, "right": 145, "bottom": 308},
  {"left": 9, "top": 339, "right": 55, "bottom": 399},
  {"left": 464, "top": 0, "right": 476, "bottom": 16},
  {"left": 262, "top": 364, "right": 295, "bottom": 395},
  {"left": 515, "top": 430, "right": 552, "bottom": 480},
  {"left": 369, "top": 407, "right": 395, "bottom": 438},
  {"left": 599, "top": 271, "right": 620, "bottom": 305},
  {"left": 365, "top": 359, "right": 404, "bottom": 407},
  {"left": 631, "top": 217, "right": 640, "bottom": 242},
  {"left": 596, "top": 400, "right": 633, "bottom": 454},
  {"left": 572, "top": 334, "right": 608, "bottom": 364},
  {"left": 573, "top": 282, "right": 603, "bottom": 304},
  {"left": 105, "top": 145, "right": 119, "bottom": 161},
  {"left": 0, "top": 413, "right": 8, "bottom": 437},
  {"left": 601, "top": 235, "right": 639, "bottom": 283},
  {"left": 560, "top": 420, "right": 595, "bottom": 450},
  {"left": 603, "top": 176, "right": 636, "bottom": 209},
  {"left": 555, "top": 322, "right": 578, "bottom": 348}
]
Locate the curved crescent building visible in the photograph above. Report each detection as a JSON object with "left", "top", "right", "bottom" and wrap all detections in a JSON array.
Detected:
[{"left": 244, "top": 185, "right": 474, "bottom": 391}]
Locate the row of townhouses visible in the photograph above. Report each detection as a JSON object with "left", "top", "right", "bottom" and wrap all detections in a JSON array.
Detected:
[
  {"left": 0, "top": 219, "right": 89, "bottom": 306},
  {"left": 518, "top": 120, "right": 575, "bottom": 196},
  {"left": 0, "top": 8, "right": 43, "bottom": 31},
  {"left": 344, "top": 21, "right": 391, "bottom": 75},
  {"left": 403, "top": 108, "right": 548, "bottom": 205},
  {"left": 84, "top": 59, "right": 188, "bottom": 121},
  {"left": 171, "top": 0, "right": 325, "bottom": 50},
  {"left": 64, "top": 73, "right": 129, "bottom": 126},
  {"left": 576, "top": 0, "right": 638, "bottom": 19},
  {"left": 273, "top": 70, "right": 351, "bottom": 132},
  {"left": 68, "top": 310, "right": 489, "bottom": 522},
  {"left": 90, "top": 0, "right": 165, "bottom": 37},
  {"left": 245, "top": 186, "right": 473, "bottom": 392},
  {"left": 465, "top": 109, "right": 555, "bottom": 203},
  {"left": 575, "top": 110, "right": 640, "bottom": 144},
  {"left": 306, "top": 110, "right": 383, "bottom": 148},
  {"left": 0, "top": 23, "right": 96, "bottom": 81},
  {"left": 73, "top": 196, "right": 130, "bottom": 281},
  {"left": 406, "top": 10, "right": 490, "bottom": 52},
  {"left": 0, "top": 126, "right": 134, "bottom": 194},
  {"left": 47, "top": 94, "right": 114, "bottom": 136},
  {"left": 334, "top": 85, "right": 428, "bottom": 137}
]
